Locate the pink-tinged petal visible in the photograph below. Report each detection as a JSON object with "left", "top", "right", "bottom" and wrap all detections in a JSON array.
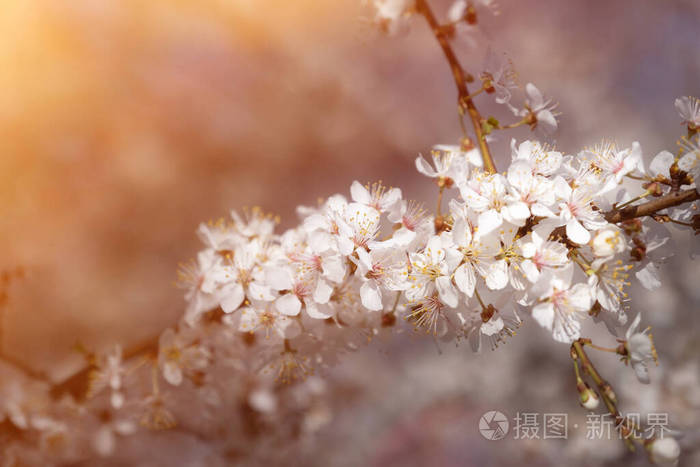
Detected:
[
  {"left": 238, "top": 308, "right": 258, "bottom": 333},
  {"left": 635, "top": 262, "right": 661, "bottom": 290},
  {"left": 350, "top": 180, "right": 372, "bottom": 205},
  {"left": 308, "top": 230, "right": 333, "bottom": 254},
  {"left": 520, "top": 260, "right": 540, "bottom": 283},
  {"left": 477, "top": 209, "right": 503, "bottom": 237},
  {"left": 460, "top": 188, "right": 490, "bottom": 213},
  {"left": 415, "top": 155, "right": 438, "bottom": 177},
  {"left": 313, "top": 279, "right": 333, "bottom": 304},
  {"left": 248, "top": 389, "right": 277, "bottom": 414},
  {"left": 360, "top": 281, "right": 383, "bottom": 311},
  {"left": 566, "top": 218, "right": 590, "bottom": 244},
  {"left": 337, "top": 236, "right": 354, "bottom": 256},
  {"left": 451, "top": 218, "right": 472, "bottom": 247},
  {"left": 625, "top": 312, "right": 642, "bottom": 340},
  {"left": 248, "top": 282, "right": 274, "bottom": 301},
  {"left": 532, "top": 302, "right": 554, "bottom": 331},
  {"left": 220, "top": 283, "right": 245, "bottom": 313},
  {"left": 265, "top": 267, "right": 293, "bottom": 291},
  {"left": 505, "top": 201, "right": 530, "bottom": 223},
  {"left": 485, "top": 259, "right": 509, "bottom": 290},
  {"left": 465, "top": 148, "right": 483, "bottom": 167},
  {"left": 481, "top": 316, "right": 504, "bottom": 336},
  {"left": 536, "top": 109, "right": 557, "bottom": 134},
  {"left": 569, "top": 283, "right": 594, "bottom": 312},
  {"left": 552, "top": 318, "right": 580, "bottom": 344},
  {"left": 649, "top": 151, "right": 674, "bottom": 178},
  {"left": 275, "top": 294, "right": 301, "bottom": 316},
  {"left": 525, "top": 83, "right": 544, "bottom": 108},
  {"left": 381, "top": 188, "right": 403, "bottom": 211},
  {"left": 678, "top": 150, "right": 699, "bottom": 173},
  {"left": 111, "top": 392, "right": 125, "bottom": 410},
  {"left": 507, "top": 159, "right": 532, "bottom": 187},
  {"left": 435, "top": 276, "right": 459, "bottom": 308},
  {"left": 454, "top": 263, "right": 476, "bottom": 297},
  {"left": 444, "top": 246, "right": 463, "bottom": 272},
  {"left": 386, "top": 199, "right": 405, "bottom": 223},
  {"left": 425, "top": 236, "right": 445, "bottom": 263},
  {"left": 163, "top": 361, "right": 183, "bottom": 386},
  {"left": 538, "top": 151, "right": 562, "bottom": 175},
  {"left": 277, "top": 316, "right": 301, "bottom": 339},
  {"left": 322, "top": 255, "right": 346, "bottom": 283},
  {"left": 554, "top": 262, "right": 575, "bottom": 288},
  {"left": 355, "top": 247, "right": 373, "bottom": 274},
  {"left": 305, "top": 301, "right": 334, "bottom": 319},
  {"left": 468, "top": 325, "right": 481, "bottom": 352},
  {"left": 392, "top": 227, "right": 416, "bottom": 247},
  {"left": 447, "top": 0, "right": 467, "bottom": 22},
  {"left": 94, "top": 426, "right": 115, "bottom": 457},
  {"left": 304, "top": 213, "right": 329, "bottom": 232},
  {"left": 596, "top": 286, "right": 618, "bottom": 313},
  {"left": 553, "top": 176, "right": 572, "bottom": 200},
  {"left": 530, "top": 203, "right": 555, "bottom": 218},
  {"left": 520, "top": 241, "right": 536, "bottom": 259}
]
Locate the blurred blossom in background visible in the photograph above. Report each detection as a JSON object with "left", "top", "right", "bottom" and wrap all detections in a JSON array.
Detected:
[{"left": 1, "top": 0, "right": 699, "bottom": 465}]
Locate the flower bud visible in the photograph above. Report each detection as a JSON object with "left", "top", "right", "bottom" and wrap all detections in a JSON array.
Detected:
[
  {"left": 642, "top": 181, "right": 663, "bottom": 197},
  {"left": 631, "top": 237, "right": 646, "bottom": 262},
  {"left": 460, "top": 137, "right": 475, "bottom": 151},
  {"left": 577, "top": 381, "right": 600, "bottom": 410},
  {"left": 601, "top": 383, "right": 617, "bottom": 405},
  {"left": 621, "top": 218, "right": 642, "bottom": 234},
  {"left": 591, "top": 226, "right": 625, "bottom": 257},
  {"left": 648, "top": 437, "right": 680, "bottom": 467}
]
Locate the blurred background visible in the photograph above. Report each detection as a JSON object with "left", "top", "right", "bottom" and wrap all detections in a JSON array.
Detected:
[{"left": 0, "top": 0, "right": 698, "bottom": 465}]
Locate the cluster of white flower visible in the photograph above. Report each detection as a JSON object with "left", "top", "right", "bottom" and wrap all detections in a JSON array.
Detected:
[
  {"left": 178, "top": 126, "right": 697, "bottom": 368},
  {"left": 2, "top": 104, "right": 697, "bottom": 461},
  {"left": 1, "top": 0, "right": 698, "bottom": 460}
]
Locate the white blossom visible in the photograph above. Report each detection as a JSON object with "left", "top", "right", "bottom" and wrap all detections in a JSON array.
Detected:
[
  {"left": 355, "top": 247, "right": 409, "bottom": 311},
  {"left": 675, "top": 95, "right": 700, "bottom": 128},
  {"left": 158, "top": 328, "right": 210, "bottom": 386},
  {"left": 481, "top": 48, "right": 518, "bottom": 105},
  {"left": 519, "top": 227, "right": 568, "bottom": 283},
  {"left": 591, "top": 225, "right": 626, "bottom": 257},
  {"left": 554, "top": 176, "right": 608, "bottom": 244},
  {"left": 530, "top": 264, "right": 593, "bottom": 343},
  {"left": 514, "top": 83, "right": 559, "bottom": 135},
  {"left": 581, "top": 141, "right": 644, "bottom": 193},
  {"left": 624, "top": 313, "right": 657, "bottom": 384},
  {"left": 406, "top": 235, "right": 461, "bottom": 307},
  {"left": 350, "top": 181, "right": 402, "bottom": 214},
  {"left": 649, "top": 437, "right": 681, "bottom": 467}
]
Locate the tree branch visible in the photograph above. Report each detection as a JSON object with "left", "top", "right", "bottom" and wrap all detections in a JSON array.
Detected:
[
  {"left": 416, "top": 0, "right": 497, "bottom": 173},
  {"left": 604, "top": 188, "right": 699, "bottom": 224}
]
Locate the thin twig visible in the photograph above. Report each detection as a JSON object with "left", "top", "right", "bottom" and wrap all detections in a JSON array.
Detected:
[{"left": 416, "top": 0, "right": 497, "bottom": 173}]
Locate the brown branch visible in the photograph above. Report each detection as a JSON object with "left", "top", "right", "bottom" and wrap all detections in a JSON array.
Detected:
[
  {"left": 415, "top": 0, "right": 497, "bottom": 174},
  {"left": 604, "top": 188, "right": 699, "bottom": 223}
]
